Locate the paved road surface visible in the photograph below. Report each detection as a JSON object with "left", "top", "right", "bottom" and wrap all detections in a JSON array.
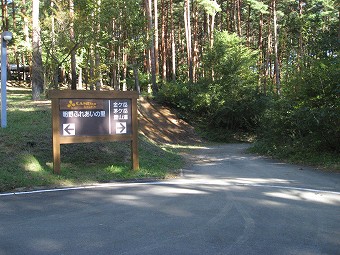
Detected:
[{"left": 1, "top": 144, "right": 339, "bottom": 255}]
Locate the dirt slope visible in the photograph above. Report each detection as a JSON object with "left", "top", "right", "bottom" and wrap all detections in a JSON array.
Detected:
[{"left": 138, "top": 97, "right": 202, "bottom": 145}]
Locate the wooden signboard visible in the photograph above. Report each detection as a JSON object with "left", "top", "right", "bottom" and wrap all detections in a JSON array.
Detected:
[{"left": 49, "top": 90, "right": 139, "bottom": 174}]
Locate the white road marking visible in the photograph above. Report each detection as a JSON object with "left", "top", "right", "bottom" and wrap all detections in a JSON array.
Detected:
[{"left": 1, "top": 179, "right": 340, "bottom": 197}]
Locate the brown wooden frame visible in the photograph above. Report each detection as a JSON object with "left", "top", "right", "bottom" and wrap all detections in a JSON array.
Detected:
[{"left": 49, "top": 90, "right": 139, "bottom": 174}]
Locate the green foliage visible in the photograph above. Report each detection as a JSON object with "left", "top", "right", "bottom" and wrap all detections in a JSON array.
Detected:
[
  {"left": 158, "top": 32, "right": 267, "bottom": 139},
  {"left": 257, "top": 56, "right": 340, "bottom": 154},
  {"left": 197, "top": 0, "right": 222, "bottom": 15},
  {"left": 158, "top": 27, "right": 339, "bottom": 171},
  {"left": 245, "top": 0, "right": 269, "bottom": 14},
  {"left": 204, "top": 31, "right": 258, "bottom": 82},
  {"left": 156, "top": 82, "right": 189, "bottom": 116},
  {"left": 200, "top": 32, "right": 264, "bottom": 130},
  {"left": 201, "top": 32, "right": 266, "bottom": 132}
]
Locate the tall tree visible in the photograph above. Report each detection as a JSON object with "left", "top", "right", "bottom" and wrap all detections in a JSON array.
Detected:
[
  {"left": 170, "top": 0, "right": 176, "bottom": 81},
  {"left": 192, "top": 1, "right": 198, "bottom": 81},
  {"left": 272, "top": 0, "right": 281, "bottom": 95},
  {"left": 184, "top": 0, "right": 193, "bottom": 82},
  {"left": 236, "top": 0, "right": 242, "bottom": 36},
  {"left": 160, "top": 0, "right": 167, "bottom": 81},
  {"left": 69, "top": 0, "right": 77, "bottom": 90},
  {"left": 50, "top": 0, "right": 58, "bottom": 88},
  {"left": 145, "top": 0, "right": 158, "bottom": 93},
  {"left": 1, "top": 0, "right": 9, "bottom": 30},
  {"left": 20, "top": 0, "right": 30, "bottom": 82},
  {"left": 31, "top": 0, "right": 44, "bottom": 100},
  {"left": 154, "top": 0, "right": 159, "bottom": 77},
  {"left": 94, "top": 0, "right": 102, "bottom": 90}
]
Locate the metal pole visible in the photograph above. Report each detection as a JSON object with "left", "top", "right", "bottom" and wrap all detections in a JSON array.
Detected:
[{"left": 1, "top": 34, "right": 7, "bottom": 128}]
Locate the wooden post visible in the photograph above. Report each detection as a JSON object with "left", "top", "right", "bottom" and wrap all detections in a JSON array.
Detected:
[
  {"left": 131, "top": 97, "right": 139, "bottom": 170},
  {"left": 52, "top": 98, "right": 61, "bottom": 174}
]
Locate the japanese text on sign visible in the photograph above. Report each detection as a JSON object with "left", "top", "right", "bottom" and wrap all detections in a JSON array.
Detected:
[
  {"left": 112, "top": 100, "right": 129, "bottom": 121},
  {"left": 59, "top": 98, "right": 132, "bottom": 136},
  {"left": 62, "top": 111, "right": 106, "bottom": 118},
  {"left": 113, "top": 102, "right": 128, "bottom": 108}
]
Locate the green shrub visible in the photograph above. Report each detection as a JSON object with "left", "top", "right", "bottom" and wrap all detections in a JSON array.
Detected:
[
  {"left": 158, "top": 32, "right": 268, "bottom": 135},
  {"left": 257, "top": 57, "right": 340, "bottom": 153},
  {"left": 157, "top": 81, "right": 191, "bottom": 110}
]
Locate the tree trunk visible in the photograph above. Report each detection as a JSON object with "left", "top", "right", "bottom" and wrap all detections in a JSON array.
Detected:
[
  {"left": 145, "top": 0, "right": 158, "bottom": 93},
  {"left": 193, "top": 1, "right": 199, "bottom": 82},
  {"left": 122, "top": 50, "right": 127, "bottom": 91},
  {"left": 226, "top": 1, "right": 231, "bottom": 32},
  {"left": 1, "top": 0, "right": 9, "bottom": 30},
  {"left": 50, "top": 0, "right": 58, "bottom": 88},
  {"left": 154, "top": 0, "right": 159, "bottom": 77},
  {"left": 236, "top": 0, "right": 242, "bottom": 36},
  {"left": 95, "top": 45, "right": 102, "bottom": 90},
  {"left": 338, "top": 9, "right": 340, "bottom": 44},
  {"left": 117, "top": 43, "right": 121, "bottom": 90},
  {"left": 69, "top": 0, "right": 77, "bottom": 90},
  {"left": 95, "top": 0, "right": 102, "bottom": 90},
  {"left": 170, "top": 0, "right": 176, "bottom": 81},
  {"left": 233, "top": 0, "right": 237, "bottom": 33},
  {"left": 11, "top": 0, "right": 21, "bottom": 81},
  {"left": 246, "top": 4, "right": 251, "bottom": 47},
  {"left": 265, "top": 10, "right": 272, "bottom": 91},
  {"left": 22, "top": 0, "right": 30, "bottom": 82},
  {"left": 161, "top": 0, "right": 167, "bottom": 81},
  {"left": 258, "top": 12, "right": 264, "bottom": 93},
  {"left": 109, "top": 40, "right": 118, "bottom": 90},
  {"left": 210, "top": 12, "right": 216, "bottom": 48},
  {"left": 297, "top": 0, "right": 304, "bottom": 72},
  {"left": 184, "top": 0, "right": 193, "bottom": 83},
  {"left": 133, "top": 60, "right": 140, "bottom": 94},
  {"left": 272, "top": 0, "right": 281, "bottom": 95},
  {"left": 89, "top": 46, "right": 95, "bottom": 90},
  {"left": 31, "top": 0, "right": 44, "bottom": 100}
]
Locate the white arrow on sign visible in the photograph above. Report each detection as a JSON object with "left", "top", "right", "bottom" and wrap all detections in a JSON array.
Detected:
[
  {"left": 116, "top": 122, "right": 126, "bottom": 134},
  {"left": 63, "top": 123, "right": 75, "bottom": 135}
]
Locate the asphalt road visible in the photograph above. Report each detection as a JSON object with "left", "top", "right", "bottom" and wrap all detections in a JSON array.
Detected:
[{"left": 1, "top": 144, "right": 339, "bottom": 255}]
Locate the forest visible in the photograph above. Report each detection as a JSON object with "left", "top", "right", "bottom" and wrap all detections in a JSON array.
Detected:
[{"left": 1, "top": 0, "right": 339, "bottom": 164}]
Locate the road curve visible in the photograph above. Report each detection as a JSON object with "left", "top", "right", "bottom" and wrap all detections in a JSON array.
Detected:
[{"left": 1, "top": 143, "right": 339, "bottom": 255}]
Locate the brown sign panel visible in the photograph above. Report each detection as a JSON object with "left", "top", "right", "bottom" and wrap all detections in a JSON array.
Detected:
[
  {"left": 49, "top": 90, "right": 139, "bottom": 174},
  {"left": 59, "top": 99, "right": 132, "bottom": 136}
]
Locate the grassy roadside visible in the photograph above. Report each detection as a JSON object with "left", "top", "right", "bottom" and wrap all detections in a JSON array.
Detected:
[
  {"left": 182, "top": 109, "right": 339, "bottom": 172},
  {"left": 247, "top": 141, "right": 340, "bottom": 172},
  {"left": 0, "top": 86, "right": 184, "bottom": 193}
]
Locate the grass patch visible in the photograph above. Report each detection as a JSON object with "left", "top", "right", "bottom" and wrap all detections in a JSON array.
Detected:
[
  {"left": 0, "top": 86, "right": 184, "bottom": 192},
  {"left": 248, "top": 140, "right": 340, "bottom": 172}
]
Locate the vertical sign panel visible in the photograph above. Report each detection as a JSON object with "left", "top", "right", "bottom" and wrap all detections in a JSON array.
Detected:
[{"left": 110, "top": 99, "right": 132, "bottom": 135}]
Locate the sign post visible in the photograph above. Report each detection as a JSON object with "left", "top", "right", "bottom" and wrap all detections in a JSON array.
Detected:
[
  {"left": 1, "top": 31, "right": 13, "bottom": 128},
  {"left": 49, "top": 90, "right": 139, "bottom": 174}
]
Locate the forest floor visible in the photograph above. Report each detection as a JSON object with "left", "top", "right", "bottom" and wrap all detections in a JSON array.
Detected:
[{"left": 138, "top": 97, "right": 203, "bottom": 145}]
